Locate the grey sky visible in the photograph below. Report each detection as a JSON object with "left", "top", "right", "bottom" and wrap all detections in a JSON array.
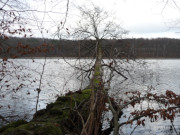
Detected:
[
  {"left": 26, "top": 0, "right": 180, "bottom": 39},
  {"left": 85, "top": 0, "right": 180, "bottom": 38}
]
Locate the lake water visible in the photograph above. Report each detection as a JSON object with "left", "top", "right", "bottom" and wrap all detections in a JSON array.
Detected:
[{"left": 0, "top": 58, "right": 179, "bottom": 135}]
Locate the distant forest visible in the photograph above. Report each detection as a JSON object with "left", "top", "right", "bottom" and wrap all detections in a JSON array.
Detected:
[{"left": 1, "top": 37, "right": 180, "bottom": 58}]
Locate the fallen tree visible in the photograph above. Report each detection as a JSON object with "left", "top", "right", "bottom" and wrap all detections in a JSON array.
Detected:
[{"left": 0, "top": 4, "right": 180, "bottom": 135}]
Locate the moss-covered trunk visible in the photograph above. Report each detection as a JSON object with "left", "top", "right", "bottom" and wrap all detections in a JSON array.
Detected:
[{"left": 82, "top": 40, "right": 105, "bottom": 135}]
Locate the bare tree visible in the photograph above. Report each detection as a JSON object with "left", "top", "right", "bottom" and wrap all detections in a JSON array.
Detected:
[
  {"left": 73, "top": 6, "right": 127, "bottom": 40},
  {"left": 160, "top": 0, "right": 180, "bottom": 32},
  {"left": 72, "top": 5, "right": 128, "bottom": 135},
  {"left": 71, "top": 5, "right": 180, "bottom": 135}
]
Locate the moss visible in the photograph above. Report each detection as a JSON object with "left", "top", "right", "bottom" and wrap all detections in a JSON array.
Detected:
[
  {"left": 82, "top": 88, "right": 92, "bottom": 94},
  {"left": 33, "top": 109, "right": 46, "bottom": 118},
  {"left": 2, "top": 122, "right": 63, "bottom": 135},
  {"left": 49, "top": 107, "right": 63, "bottom": 115},
  {"left": 72, "top": 89, "right": 91, "bottom": 103},
  {"left": 24, "top": 122, "right": 62, "bottom": 135},
  {"left": 0, "top": 89, "right": 92, "bottom": 135},
  {"left": 54, "top": 89, "right": 91, "bottom": 107},
  {"left": 4, "top": 128, "right": 33, "bottom": 135},
  {"left": 0, "top": 120, "right": 27, "bottom": 133},
  {"left": 46, "top": 103, "right": 54, "bottom": 109},
  {"left": 95, "top": 71, "right": 100, "bottom": 76},
  {"left": 56, "top": 96, "right": 71, "bottom": 102},
  {"left": 93, "top": 63, "right": 102, "bottom": 86},
  {"left": 93, "top": 78, "right": 100, "bottom": 85},
  {"left": 32, "top": 89, "right": 91, "bottom": 124}
]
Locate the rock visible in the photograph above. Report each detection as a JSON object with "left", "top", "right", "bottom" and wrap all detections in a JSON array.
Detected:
[{"left": 0, "top": 89, "right": 92, "bottom": 135}]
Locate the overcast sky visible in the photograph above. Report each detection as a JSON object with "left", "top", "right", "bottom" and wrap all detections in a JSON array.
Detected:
[
  {"left": 27, "top": 0, "right": 180, "bottom": 39},
  {"left": 73, "top": 0, "right": 180, "bottom": 38}
]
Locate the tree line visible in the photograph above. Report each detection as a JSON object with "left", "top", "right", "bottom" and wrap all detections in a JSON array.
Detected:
[{"left": 1, "top": 37, "right": 180, "bottom": 58}]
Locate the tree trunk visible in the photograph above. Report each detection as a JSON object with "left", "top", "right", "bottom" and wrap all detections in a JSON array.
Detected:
[{"left": 81, "top": 40, "right": 105, "bottom": 135}]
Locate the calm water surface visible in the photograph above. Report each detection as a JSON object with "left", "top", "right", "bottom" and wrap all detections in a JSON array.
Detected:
[{"left": 0, "top": 59, "right": 179, "bottom": 134}]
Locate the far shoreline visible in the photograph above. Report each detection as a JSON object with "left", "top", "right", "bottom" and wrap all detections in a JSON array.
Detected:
[{"left": 1, "top": 57, "right": 180, "bottom": 60}]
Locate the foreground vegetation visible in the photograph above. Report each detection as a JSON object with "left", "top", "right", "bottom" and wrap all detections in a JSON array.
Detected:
[{"left": 0, "top": 89, "right": 91, "bottom": 135}]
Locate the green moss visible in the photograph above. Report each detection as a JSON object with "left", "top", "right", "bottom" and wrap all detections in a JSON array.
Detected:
[
  {"left": 93, "top": 63, "right": 102, "bottom": 86},
  {"left": 33, "top": 109, "right": 46, "bottom": 118},
  {"left": 93, "top": 78, "right": 100, "bottom": 85},
  {"left": 94, "top": 65, "right": 100, "bottom": 77},
  {"left": 0, "top": 88, "right": 92, "bottom": 135},
  {"left": 56, "top": 96, "right": 71, "bottom": 102},
  {"left": 49, "top": 107, "right": 63, "bottom": 115},
  {"left": 95, "top": 65, "right": 100, "bottom": 72},
  {"left": 55, "top": 89, "right": 91, "bottom": 106},
  {"left": 82, "top": 88, "right": 92, "bottom": 93},
  {"left": 2, "top": 122, "right": 63, "bottom": 135},
  {"left": 4, "top": 128, "right": 33, "bottom": 135},
  {"left": 0, "top": 120, "right": 27, "bottom": 133},
  {"left": 95, "top": 71, "right": 100, "bottom": 76},
  {"left": 26, "top": 122, "right": 62, "bottom": 135},
  {"left": 46, "top": 103, "right": 54, "bottom": 109},
  {"left": 32, "top": 89, "right": 91, "bottom": 124},
  {"left": 72, "top": 89, "right": 91, "bottom": 103}
]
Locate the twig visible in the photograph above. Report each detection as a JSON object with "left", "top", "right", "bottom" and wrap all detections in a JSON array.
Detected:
[
  {"left": 130, "top": 125, "right": 138, "bottom": 135},
  {"left": 170, "top": 120, "right": 178, "bottom": 135},
  {"left": 35, "top": 57, "right": 46, "bottom": 113}
]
